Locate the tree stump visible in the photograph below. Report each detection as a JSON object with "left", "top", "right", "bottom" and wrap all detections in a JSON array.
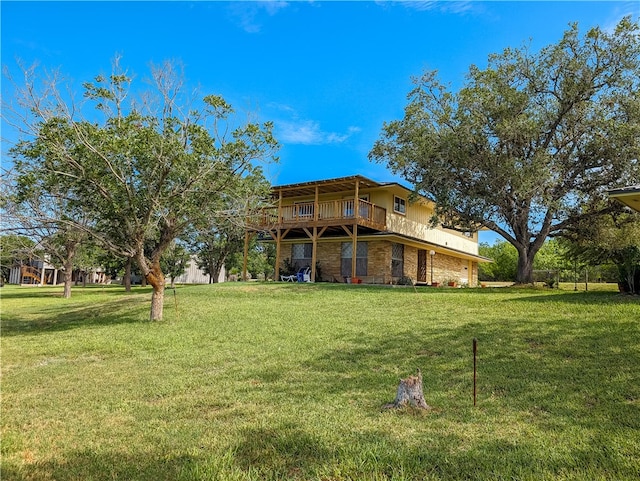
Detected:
[{"left": 384, "top": 369, "right": 431, "bottom": 410}]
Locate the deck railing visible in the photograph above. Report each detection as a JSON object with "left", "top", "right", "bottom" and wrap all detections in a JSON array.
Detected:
[{"left": 255, "top": 199, "right": 386, "bottom": 230}]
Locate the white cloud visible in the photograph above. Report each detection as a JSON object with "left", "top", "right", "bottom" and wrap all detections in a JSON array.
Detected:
[
  {"left": 376, "top": 1, "right": 474, "bottom": 14},
  {"left": 278, "top": 120, "right": 361, "bottom": 145},
  {"left": 602, "top": 2, "right": 639, "bottom": 33},
  {"left": 228, "top": 1, "right": 289, "bottom": 33}
]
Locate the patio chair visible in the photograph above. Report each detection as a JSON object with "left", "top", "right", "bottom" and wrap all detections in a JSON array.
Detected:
[
  {"left": 280, "top": 273, "right": 296, "bottom": 282},
  {"left": 296, "top": 266, "right": 311, "bottom": 282}
]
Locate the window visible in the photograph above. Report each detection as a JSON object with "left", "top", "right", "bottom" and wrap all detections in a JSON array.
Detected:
[
  {"left": 392, "top": 243, "right": 404, "bottom": 278},
  {"left": 394, "top": 196, "right": 406, "bottom": 215},
  {"left": 295, "top": 201, "right": 314, "bottom": 218},
  {"left": 341, "top": 242, "right": 368, "bottom": 277},
  {"left": 292, "top": 243, "right": 313, "bottom": 270},
  {"left": 343, "top": 194, "right": 369, "bottom": 218}
]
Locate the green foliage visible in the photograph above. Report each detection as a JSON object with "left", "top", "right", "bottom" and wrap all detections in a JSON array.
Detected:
[
  {"left": 563, "top": 210, "right": 640, "bottom": 293},
  {"left": 279, "top": 257, "right": 297, "bottom": 277},
  {"left": 226, "top": 241, "right": 276, "bottom": 280},
  {"left": 370, "top": 18, "right": 640, "bottom": 284},
  {"left": 160, "top": 242, "right": 191, "bottom": 286},
  {"left": 478, "top": 241, "right": 518, "bottom": 281},
  {"left": 0, "top": 234, "right": 35, "bottom": 281},
  {"left": 395, "top": 275, "right": 414, "bottom": 286},
  {"left": 6, "top": 58, "right": 278, "bottom": 318}
]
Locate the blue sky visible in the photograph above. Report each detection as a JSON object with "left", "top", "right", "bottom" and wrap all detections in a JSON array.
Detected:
[{"left": 2, "top": 1, "right": 638, "bottom": 243}]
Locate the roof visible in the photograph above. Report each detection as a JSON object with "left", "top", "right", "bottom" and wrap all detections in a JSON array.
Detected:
[
  {"left": 271, "top": 175, "right": 415, "bottom": 199},
  {"left": 608, "top": 185, "right": 640, "bottom": 212}
]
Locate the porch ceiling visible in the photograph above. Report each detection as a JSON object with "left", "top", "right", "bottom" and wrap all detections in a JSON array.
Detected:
[{"left": 272, "top": 175, "right": 383, "bottom": 199}]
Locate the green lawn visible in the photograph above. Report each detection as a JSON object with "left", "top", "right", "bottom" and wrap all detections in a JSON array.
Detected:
[{"left": 1, "top": 283, "right": 639, "bottom": 480}]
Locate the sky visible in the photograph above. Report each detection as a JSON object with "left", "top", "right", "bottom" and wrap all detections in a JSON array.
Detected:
[{"left": 2, "top": 1, "right": 639, "bottom": 244}]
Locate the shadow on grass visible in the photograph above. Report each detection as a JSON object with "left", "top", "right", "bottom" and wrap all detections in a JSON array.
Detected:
[
  {"left": 503, "top": 290, "right": 635, "bottom": 305},
  {"left": 230, "top": 422, "right": 636, "bottom": 480},
  {"left": 4, "top": 427, "right": 633, "bottom": 481},
  {"left": 1, "top": 297, "right": 148, "bottom": 336},
  {"left": 302, "top": 318, "right": 640, "bottom": 431},
  {"left": 1, "top": 450, "right": 200, "bottom": 481},
  {"left": 0, "top": 284, "right": 153, "bottom": 299},
  {"left": 233, "top": 423, "right": 335, "bottom": 478}
]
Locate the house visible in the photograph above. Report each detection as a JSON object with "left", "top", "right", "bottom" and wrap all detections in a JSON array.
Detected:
[
  {"left": 609, "top": 185, "right": 640, "bottom": 213},
  {"left": 8, "top": 257, "right": 110, "bottom": 286},
  {"left": 249, "top": 175, "right": 489, "bottom": 285}
]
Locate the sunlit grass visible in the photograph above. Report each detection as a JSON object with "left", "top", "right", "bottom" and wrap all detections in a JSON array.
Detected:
[{"left": 2, "top": 283, "right": 639, "bottom": 480}]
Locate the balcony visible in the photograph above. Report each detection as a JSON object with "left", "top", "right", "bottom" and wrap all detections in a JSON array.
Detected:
[{"left": 254, "top": 199, "right": 387, "bottom": 232}]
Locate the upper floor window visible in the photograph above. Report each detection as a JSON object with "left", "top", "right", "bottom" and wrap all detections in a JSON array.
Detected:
[{"left": 393, "top": 196, "right": 406, "bottom": 215}]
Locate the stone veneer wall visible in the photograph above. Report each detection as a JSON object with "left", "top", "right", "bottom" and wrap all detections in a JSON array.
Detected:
[{"left": 282, "top": 240, "right": 478, "bottom": 285}]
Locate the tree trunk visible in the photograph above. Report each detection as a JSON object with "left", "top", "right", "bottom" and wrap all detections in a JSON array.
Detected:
[
  {"left": 515, "top": 249, "right": 536, "bottom": 285},
  {"left": 62, "top": 261, "right": 74, "bottom": 299},
  {"left": 123, "top": 258, "right": 132, "bottom": 292},
  {"left": 61, "top": 243, "right": 78, "bottom": 299},
  {"left": 145, "top": 260, "right": 165, "bottom": 321},
  {"left": 384, "top": 369, "right": 430, "bottom": 410},
  {"left": 211, "top": 264, "right": 222, "bottom": 283}
]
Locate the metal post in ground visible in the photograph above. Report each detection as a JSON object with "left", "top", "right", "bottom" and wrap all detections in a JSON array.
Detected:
[{"left": 473, "top": 338, "right": 478, "bottom": 407}]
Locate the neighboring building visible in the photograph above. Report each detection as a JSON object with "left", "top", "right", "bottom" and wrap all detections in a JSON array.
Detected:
[
  {"left": 250, "top": 175, "right": 490, "bottom": 285},
  {"left": 8, "top": 254, "right": 220, "bottom": 286},
  {"left": 171, "top": 255, "right": 226, "bottom": 284},
  {"left": 8, "top": 258, "right": 109, "bottom": 286},
  {"left": 609, "top": 185, "right": 640, "bottom": 213}
]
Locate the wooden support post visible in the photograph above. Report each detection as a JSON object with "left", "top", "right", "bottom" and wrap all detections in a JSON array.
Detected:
[
  {"left": 275, "top": 190, "right": 283, "bottom": 281},
  {"left": 242, "top": 230, "right": 250, "bottom": 281},
  {"left": 311, "top": 226, "right": 317, "bottom": 282},
  {"left": 351, "top": 180, "right": 359, "bottom": 280},
  {"left": 311, "top": 186, "right": 319, "bottom": 282},
  {"left": 275, "top": 229, "right": 281, "bottom": 281}
]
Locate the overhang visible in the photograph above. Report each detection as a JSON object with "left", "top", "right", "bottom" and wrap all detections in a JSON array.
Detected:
[
  {"left": 271, "top": 175, "right": 420, "bottom": 200},
  {"left": 608, "top": 185, "right": 640, "bottom": 213}
]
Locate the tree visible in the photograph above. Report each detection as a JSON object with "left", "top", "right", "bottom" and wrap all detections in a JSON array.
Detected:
[
  {"left": 478, "top": 241, "right": 518, "bottom": 281},
  {"left": 563, "top": 209, "right": 640, "bottom": 293},
  {"left": 1, "top": 170, "right": 89, "bottom": 298},
  {"left": 191, "top": 174, "right": 272, "bottom": 283},
  {"left": 0, "top": 234, "right": 35, "bottom": 283},
  {"left": 193, "top": 227, "right": 245, "bottom": 283},
  {"left": 225, "top": 237, "right": 275, "bottom": 280},
  {"left": 160, "top": 241, "right": 191, "bottom": 289},
  {"left": 370, "top": 18, "right": 640, "bottom": 284},
  {"left": 5, "top": 59, "right": 278, "bottom": 319}
]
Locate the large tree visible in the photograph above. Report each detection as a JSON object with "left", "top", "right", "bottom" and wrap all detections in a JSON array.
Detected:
[
  {"left": 370, "top": 18, "right": 640, "bottom": 284},
  {"left": 5, "top": 59, "right": 278, "bottom": 319}
]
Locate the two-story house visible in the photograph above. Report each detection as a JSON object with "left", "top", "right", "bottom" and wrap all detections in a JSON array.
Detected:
[{"left": 251, "top": 175, "right": 489, "bottom": 285}]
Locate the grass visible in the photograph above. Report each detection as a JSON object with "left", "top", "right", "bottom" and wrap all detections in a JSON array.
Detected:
[{"left": 1, "top": 282, "right": 639, "bottom": 480}]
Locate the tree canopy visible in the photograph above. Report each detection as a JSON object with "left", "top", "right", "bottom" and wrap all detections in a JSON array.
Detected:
[
  {"left": 5, "top": 59, "right": 278, "bottom": 319},
  {"left": 370, "top": 18, "right": 640, "bottom": 283}
]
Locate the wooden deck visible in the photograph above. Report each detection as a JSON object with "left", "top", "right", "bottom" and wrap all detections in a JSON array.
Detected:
[{"left": 254, "top": 199, "right": 387, "bottom": 231}]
